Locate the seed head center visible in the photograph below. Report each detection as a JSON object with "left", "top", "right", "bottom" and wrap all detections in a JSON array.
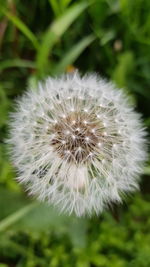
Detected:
[{"left": 50, "top": 111, "right": 103, "bottom": 163}]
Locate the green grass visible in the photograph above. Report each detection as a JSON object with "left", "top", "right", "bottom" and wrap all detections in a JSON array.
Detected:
[{"left": 0, "top": 0, "right": 150, "bottom": 266}]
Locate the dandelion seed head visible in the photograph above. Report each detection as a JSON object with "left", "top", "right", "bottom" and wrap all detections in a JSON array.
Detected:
[{"left": 8, "top": 72, "right": 147, "bottom": 217}]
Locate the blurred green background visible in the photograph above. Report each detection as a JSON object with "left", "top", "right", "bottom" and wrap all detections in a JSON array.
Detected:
[{"left": 0, "top": 0, "right": 150, "bottom": 266}]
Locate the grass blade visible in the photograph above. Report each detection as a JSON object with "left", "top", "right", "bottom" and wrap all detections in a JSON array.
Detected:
[
  {"left": 62, "top": 0, "right": 73, "bottom": 8},
  {"left": 2, "top": 9, "right": 39, "bottom": 50},
  {"left": 48, "top": 0, "right": 60, "bottom": 17},
  {"left": 36, "top": 1, "right": 89, "bottom": 76},
  {"left": 0, "top": 59, "right": 35, "bottom": 71},
  {"left": 53, "top": 34, "right": 95, "bottom": 75}
]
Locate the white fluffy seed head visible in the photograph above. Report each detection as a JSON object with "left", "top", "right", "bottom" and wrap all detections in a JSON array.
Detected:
[{"left": 8, "top": 72, "right": 147, "bottom": 217}]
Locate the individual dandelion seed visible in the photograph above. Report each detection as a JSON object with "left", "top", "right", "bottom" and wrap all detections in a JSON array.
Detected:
[{"left": 8, "top": 72, "right": 147, "bottom": 217}]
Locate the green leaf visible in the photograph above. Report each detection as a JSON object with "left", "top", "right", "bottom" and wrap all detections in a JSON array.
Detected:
[
  {"left": 0, "top": 188, "right": 87, "bottom": 247},
  {"left": 2, "top": 9, "right": 39, "bottom": 50},
  {"left": 0, "top": 202, "right": 37, "bottom": 232},
  {"left": 36, "top": 1, "right": 89, "bottom": 76},
  {"left": 53, "top": 34, "right": 95, "bottom": 75},
  {"left": 0, "top": 59, "right": 35, "bottom": 72},
  {"left": 17, "top": 203, "right": 88, "bottom": 248}
]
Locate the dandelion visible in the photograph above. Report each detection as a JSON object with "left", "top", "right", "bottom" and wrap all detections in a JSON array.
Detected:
[{"left": 8, "top": 72, "right": 147, "bottom": 216}]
